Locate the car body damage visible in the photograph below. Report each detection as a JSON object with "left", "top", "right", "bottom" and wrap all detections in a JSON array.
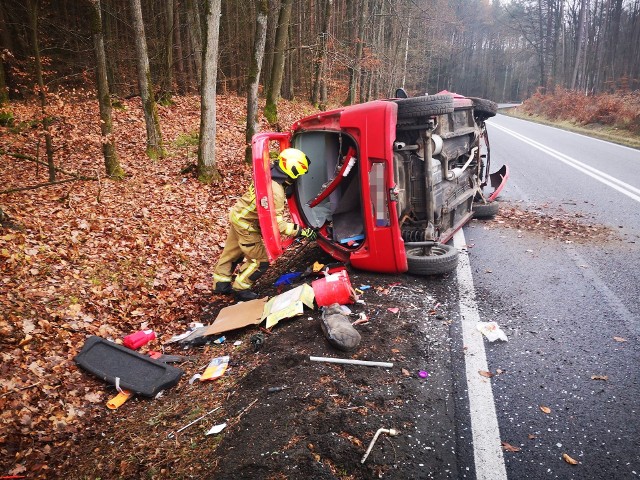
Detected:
[{"left": 252, "top": 91, "right": 508, "bottom": 275}]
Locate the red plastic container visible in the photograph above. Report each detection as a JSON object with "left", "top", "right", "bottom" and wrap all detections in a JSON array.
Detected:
[
  {"left": 123, "top": 329, "right": 156, "bottom": 350},
  {"left": 312, "top": 270, "right": 355, "bottom": 307}
]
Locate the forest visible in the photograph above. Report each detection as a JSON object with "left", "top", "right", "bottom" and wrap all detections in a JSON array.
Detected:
[
  {"left": 0, "top": 0, "right": 639, "bottom": 477},
  {"left": 1, "top": 0, "right": 640, "bottom": 107}
]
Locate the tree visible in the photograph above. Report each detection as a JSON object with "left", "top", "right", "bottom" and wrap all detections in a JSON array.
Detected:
[
  {"left": 197, "top": 0, "right": 222, "bottom": 183},
  {"left": 264, "top": 0, "right": 292, "bottom": 125},
  {"left": 186, "top": 0, "right": 202, "bottom": 88},
  {"left": 88, "top": 0, "right": 124, "bottom": 179},
  {"left": 27, "top": 0, "right": 55, "bottom": 182},
  {"left": 346, "top": 0, "right": 369, "bottom": 105},
  {"left": 311, "top": 0, "right": 333, "bottom": 107},
  {"left": 129, "top": 0, "right": 165, "bottom": 159},
  {"left": 245, "top": 0, "right": 269, "bottom": 163},
  {"left": 0, "top": 51, "right": 7, "bottom": 106}
]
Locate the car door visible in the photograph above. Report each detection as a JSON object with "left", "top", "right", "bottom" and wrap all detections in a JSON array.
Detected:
[{"left": 251, "top": 132, "right": 292, "bottom": 263}]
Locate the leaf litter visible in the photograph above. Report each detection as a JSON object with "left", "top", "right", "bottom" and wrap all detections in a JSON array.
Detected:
[{"left": 1, "top": 94, "right": 462, "bottom": 479}]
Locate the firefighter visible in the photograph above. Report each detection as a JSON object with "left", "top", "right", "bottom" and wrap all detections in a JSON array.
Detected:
[{"left": 213, "top": 148, "right": 317, "bottom": 301}]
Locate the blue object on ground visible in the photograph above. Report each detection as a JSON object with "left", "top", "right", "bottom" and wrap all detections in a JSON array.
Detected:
[{"left": 274, "top": 272, "right": 303, "bottom": 287}]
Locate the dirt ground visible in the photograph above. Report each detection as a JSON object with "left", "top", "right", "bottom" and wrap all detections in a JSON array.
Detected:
[{"left": 55, "top": 244, "right": 460, "bottom": 480}]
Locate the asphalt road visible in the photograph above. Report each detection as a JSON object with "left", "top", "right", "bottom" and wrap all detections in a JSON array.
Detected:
[{"left": 452, "top": 114, "right": 640, "bottom": 479}]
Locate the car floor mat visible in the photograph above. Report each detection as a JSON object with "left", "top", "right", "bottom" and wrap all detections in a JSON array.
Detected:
[{"left": 74, "top": 336, "right": 184, "bottom": 397}]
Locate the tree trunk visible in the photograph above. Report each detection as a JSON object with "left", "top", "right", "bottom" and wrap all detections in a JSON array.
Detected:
[
  {"left": 173, "top": 0, "right": 186, "bottom": 94},
  {"left": 311, "top": 0, "right": 333, "bottom": 107},
  {"left": 159, "top": 0, "right": 174, "bottom": 102},
  {"left": 186, "top": 0, "right": 202, "bottom": 88},
  {"left": 347, "top": 0, "right": 368, "bottom": 105},
  {"left": 89, "top": 0, "right": 123, "bottom": 179},
  {"left": 572, "top": 0, "right": 587, "bottom": 89},
  {"left": 0, "top": 52, "right": 7, "bottom": 105},
  {"left": 27, "top": 0, "right": 55, "bottom": 182},
  {"left": 129, "top": 0, "right": 164, "bottom": 159},
  {"left": 197, "top": 0, "right": 222, "bottom": 183},
  {"left": 264, "top": 0, "right": 293, "bottom": 125},
  {"left": 245, "top": 0, "right": 268, "bottom": 163}
]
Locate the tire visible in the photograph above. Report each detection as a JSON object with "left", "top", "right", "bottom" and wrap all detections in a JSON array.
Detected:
[
  {"left": 470, "top": 97, "right": 498, "bottom": 120},
  {"left": 405, "top": 242, "right": 459, "bottom": 275},
  {"left": 395, "top": 94, "right": 454, "bottom": 119},
  {"left": 472, "top": 201, "right": 499, "bottom": 219}
]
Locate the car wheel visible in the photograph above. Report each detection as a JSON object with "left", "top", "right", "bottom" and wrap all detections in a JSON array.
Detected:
[
  {"left": 405, "top": 242, "right": 459, "bottom": 275},
  {"left": 470, "top": 97, "right": 498, "bottom": 121},
  {"left": 473, "top": 201, "right": 500, "bottom": 219},
  {"left": 395, "top": 94, "right": 454, "bottom": 119}
]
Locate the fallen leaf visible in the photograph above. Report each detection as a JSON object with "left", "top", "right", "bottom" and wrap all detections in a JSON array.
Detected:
[
  {"left": 8, "top": 464, "right": 26, "bottom": 475},
  {"left": 540, "top": 406, "right": 551, "bottom": 414},
  {"left": 562, "top": 453, "right": 579, "bottom": 465},
  {"left": 528, "top": 434, "right": 537, "bottom": 440},
  {"left": 84, "top": 392, "right": 102, "bottom": 403},
  {"left": 479, "top": 370, "right": 494, "bottom": 378},
  {"left": 591, "top": 375, "right": 608, "bottom": 381},
  {"left": 495, "top": 369, "right": 504, "bottom": 375},
  {"left": 388, "top": 307, "right": 399, "bottom": 314},
  {"left": 613, "top": 336, "right": 627, "bottom": 342},
  {"left": 501, "top": 441, "right": 521, "bottom": 452},
  {"left": 401, "top": 368, "right": 411, "bottom": 377}
]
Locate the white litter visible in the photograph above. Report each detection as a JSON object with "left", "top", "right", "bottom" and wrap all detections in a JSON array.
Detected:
[
  {"left": 476, "top": 321, "right": 508, "bottom": 342},
  {"left": 205, "top": 422, "right": 227, "bottom": 436}
]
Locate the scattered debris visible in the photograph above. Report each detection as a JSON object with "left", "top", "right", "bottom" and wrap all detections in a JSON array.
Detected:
[
  {"left": 476, "top": 321, "right": 508, "bottom": 342},
  {"left": 106, "top": 390, "right": 133, "bottom": 410},
  {"left": 501, "top": 441, "right": 521, "bottom": 452},
  {"left": 613, "top": 336, "right": 627, "bottom": 342},
  {"left": 493, "top": 205, "right": 612, "bottom": 243},
  {"left": 200, "top": 356, "right": 230, "bottom": 381},
  {"left": 591, "top": 375, "right": 608, "bottom": 381},
  {"left": 178, "top": 298, "right": 267, "bottom": 343},
  {"left": 213, "top": 336, "right": 225, "bottom": 344},
  {"left": 312, "top": 270, "right": 356, "bottom": 307},
  {"left": 205, "top": 423, "right": 227, "bottom": 436},
  {"left": 123, "top": 329, "right": 156, "bottom": 350},
  {"left": 360, "top": 428, "right": 399, "bottom": 464},
  {"left": 479, "top": 370, "right": 494, "bottom": 378},
  {"left": 166, "top": 323, "right": 204, "bottom": 344},
  {"left": 352, "top": 313, "right": 369, "bottom": 326},
  {"left": 274, "top": 272, "right": 302, "bottom": 287},
  {"left": 562, "top": 453, "right": 579, "bottom": 465},
  {"left": 266, "top": 386, "right": 290, "bottom": 393},
  {"left": 418, "top": 370, "right": 429, "bottom": 378},
  {"left": 250, "top": 333, "right": 265, "bottom": 352},
  {"left": 167, "top": 407, "right": 222, "bottom": 439},
  {"left": 309, "top": 356, "right": 393, "bottom": 368},
  {"left": 74, "top": 336, "right": 183, "bottom": 397},
  {"left": 388, "top": 307, "right": 400, "bottom": 314},
  {"left": 539, "top": 406, "right": 551, "bottom": 414},
  {"left": 320, "top": 303, "right": 362, "bottom": 351},
  {"left": 263, "top": 284, "right": 315, "bottom": 329}
]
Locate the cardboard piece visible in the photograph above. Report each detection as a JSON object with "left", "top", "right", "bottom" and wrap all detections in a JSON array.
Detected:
[
  {"left": 179, "top": 297, "right": 268, "bottom": 343},
  {"left": 262, "top": 284, "right": 315, "bottom": 329}
]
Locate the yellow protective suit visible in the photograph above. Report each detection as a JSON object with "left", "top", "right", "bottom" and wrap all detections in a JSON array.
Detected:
[{"left": 213, "top": 180, "right": 299, "bottom": 292}]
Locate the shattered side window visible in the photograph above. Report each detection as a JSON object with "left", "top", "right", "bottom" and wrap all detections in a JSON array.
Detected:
[{"left": 369, "top": 162, "right": 389, "bottom": 227}]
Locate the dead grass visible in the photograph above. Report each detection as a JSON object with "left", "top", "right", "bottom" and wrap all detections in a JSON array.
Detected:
[{"left": 503, "top": 88, "right": 640, "bottom": 150}]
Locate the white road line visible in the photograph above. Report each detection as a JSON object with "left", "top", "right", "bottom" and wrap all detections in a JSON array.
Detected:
[
  {"left": 494, "top": 114, "right": 640, "bottom": 154},
  {"left": 491, "top": 123, "right": 640, "bottom": 204},
  {"left": 453, "top": 229, "right": 507, "bottom": 480}
]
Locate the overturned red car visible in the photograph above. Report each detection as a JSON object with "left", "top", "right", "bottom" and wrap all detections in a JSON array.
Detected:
[{"left": 252, "top": 91, "right": 508, "bottom": 275}]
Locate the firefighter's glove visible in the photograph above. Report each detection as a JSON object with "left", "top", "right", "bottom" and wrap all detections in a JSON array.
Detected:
[{"left": 298, "top": 227, "right": 318, "bottom": 241}]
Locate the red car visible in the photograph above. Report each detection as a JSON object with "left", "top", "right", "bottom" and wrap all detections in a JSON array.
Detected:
[{"left": 252, "top": 91, "right": 508, "bottom": 275}]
